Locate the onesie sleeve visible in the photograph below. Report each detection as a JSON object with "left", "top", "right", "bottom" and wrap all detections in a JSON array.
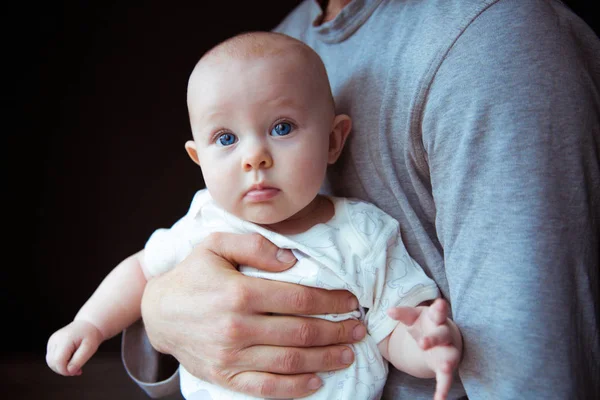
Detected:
[
  {"left": 351, "top": 203, "right": 440, "bottom": 344},
  {"left": 122, "top": 190, "right": 212, "bottom": 398},
  {"left": 143, "top": 189, "right": 211, "bottom": 278}
]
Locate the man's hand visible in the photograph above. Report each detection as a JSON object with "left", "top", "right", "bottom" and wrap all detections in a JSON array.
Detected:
[
  {"left": 141, "top": 232, "right": 366, "bottom": 399},
  {"left": 46, "top": 320, "right": 104, "bottom": 376},
  {"left": 388, "top": 299, "right": 463, "bottom": 400}
]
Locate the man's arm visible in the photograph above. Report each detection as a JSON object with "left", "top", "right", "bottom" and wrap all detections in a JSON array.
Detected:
[
  {"left": 122, "top": 319, "right": 181, "bottom": 399},
  {"left": 124, "top": 232, "right": 367, "bottom": 399},
  {"left": 423, "top": 2, "right": 599, "bottom": 398}
]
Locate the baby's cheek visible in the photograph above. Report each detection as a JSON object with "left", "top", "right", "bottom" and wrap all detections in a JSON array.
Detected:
[
  {"left": 203, "top": 173, "right": 236, "bottom": 208},
  {"left": 296, "top": 156, "right": 327, "bottom": 187}
]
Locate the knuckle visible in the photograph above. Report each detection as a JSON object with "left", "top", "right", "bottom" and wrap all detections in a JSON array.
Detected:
[
  {"left": 296, "top": 322, "right": 319, "bottom": 346},
  {"left": 227, "top": 283, "right": 253, "bottom": 312},
  {"left": 289, "top": 289, "right": 315, "bottom": 313},
  {"left": 278, "top": 349, "right": 303, "bottom": 373},
  {"left": 337, "top": 321, "right": 350, "bottom": 343},
  {"left": 248, "top": 233, "right": 269, "bottom": 254},
  {"left": 322, "top": 348, "right": 336, "bottom": 369},
  {"left": 257, "top": 376, "right": 278, "bottom": 397},
  {"left": 213, "top": 348, "right": 237, "bottom": 369},
  {"left": 285, "top": 377, "right": 304, "bottom": 395},
  {"left": 203, "top": 232, "right": 224, "bottom": 249},
  {"left": 220, "top": 315, "right": 246, "bottom": 342}
]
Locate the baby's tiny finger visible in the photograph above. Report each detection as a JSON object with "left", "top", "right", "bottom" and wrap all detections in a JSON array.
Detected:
[
  {"left": 428, "top": 299, "right": 448, "bottom": 325},
  {"left": 68, "top": 339, "right": 99, "bottom": 376},
  {"left": 53, "top": 348, "right": 72, "bottom": 376},
  {"left": 67, "top": 365, "right": 82, "bottom": 376},
  {"left": 67, "top": 363, "right": 82, "bottom": 376},
  {"left": 434, "top": 369, "right": 453, "bottom": 400},
  {"left": 387, "top": 306, "right": 420, "bottom": 326}
]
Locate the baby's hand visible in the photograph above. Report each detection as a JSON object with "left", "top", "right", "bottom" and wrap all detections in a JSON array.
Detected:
[
  {"left": 46, "top": 320, "right": 104, "bottom": 376},
  {"left": 388, "top": 299, "right": 462, "bottom": 400}
]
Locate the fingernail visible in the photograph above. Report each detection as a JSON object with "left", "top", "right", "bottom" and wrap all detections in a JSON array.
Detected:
[
  {"left": 308, "top": 377, "right": 322, "bottom": 390},
  {"left": 353, "top": 324, "right": 366, "bottom": 341},
  {"left": 341, "top": 349, "right": 353, "bottom": 364},
  {"left": 276, "top": 249, "right": 295, "bottom": 263}
]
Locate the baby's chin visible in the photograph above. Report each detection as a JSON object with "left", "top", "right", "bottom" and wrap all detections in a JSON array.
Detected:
[
  {"left": 220, "top": 202, "right": 304, "bottom": 227},
  {"left": 238, "top": 209, "right": 295, "bottom": 227},
  {"left": 245, "top": 213, "right": 288, "bottom": 226}
]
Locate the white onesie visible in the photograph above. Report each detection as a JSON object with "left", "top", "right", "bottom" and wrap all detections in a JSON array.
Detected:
[{"left": 143, "top": 190, "right": 439, "bottom": 400}]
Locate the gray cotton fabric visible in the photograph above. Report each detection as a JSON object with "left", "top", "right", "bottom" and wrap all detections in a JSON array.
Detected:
[
  {"left": 274, "top": 0, "right": 600, "bottom": 399},
  {"left": 122, "top": 0, "right": 599, "bottom": 399}
]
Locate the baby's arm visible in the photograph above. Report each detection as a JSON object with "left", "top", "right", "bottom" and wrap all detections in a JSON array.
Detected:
[
  {"left": 378, "top": 298, "right": 463, "bottom": 400},
  {"left": 46, "top": 250, "right": 147, "bottom": 376}
]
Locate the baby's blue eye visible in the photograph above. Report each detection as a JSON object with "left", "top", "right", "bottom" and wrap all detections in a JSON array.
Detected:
[
  {"left": 217, "top": 133, "right": 237, "bottom": 146},
  {"left": 271, "top": 122, "right": 292, "bottom": 136}
]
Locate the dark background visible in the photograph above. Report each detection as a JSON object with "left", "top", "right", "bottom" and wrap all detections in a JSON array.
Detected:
[
  {"left": 3, "top": 2, "right": 302, "bottom": 398},
  {"left": 2, "top": 0, "right": 597, "bottom": 398},
  {"left": 6, "top": 0, "right": 303, "bottom": 356}
]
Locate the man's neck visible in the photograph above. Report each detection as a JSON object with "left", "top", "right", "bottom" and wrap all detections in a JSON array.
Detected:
[{"left": 319, "top": 0, "right": 352, "bottom": 24}]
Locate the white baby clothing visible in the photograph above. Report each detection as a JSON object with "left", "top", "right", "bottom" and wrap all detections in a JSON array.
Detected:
[{"left": 143, "top": 190, "right": 439, "bottom": 400}]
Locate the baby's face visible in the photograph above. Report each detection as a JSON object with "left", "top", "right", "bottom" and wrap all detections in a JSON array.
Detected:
[{"left": 186, "top": 52, "right": 336, "bottom": 225}]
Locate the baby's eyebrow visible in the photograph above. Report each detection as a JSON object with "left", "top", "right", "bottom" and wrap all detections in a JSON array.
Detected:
[
  {"left": 203, "top": 109, "right": 227, "bottom": 121},
  {"left": 267, "top": 96, "right": 301, "bottom": 110},
  {"left": 191, "top": 111, "right": 229, "bottom": 133}
]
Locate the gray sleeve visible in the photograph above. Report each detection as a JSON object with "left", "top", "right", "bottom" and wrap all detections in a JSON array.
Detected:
[
  {"left": 121, "top": 320, "right": 183, "bottom": 399},
  {"left": 422, "top": 1, "right": 600, "bottom": 398}
]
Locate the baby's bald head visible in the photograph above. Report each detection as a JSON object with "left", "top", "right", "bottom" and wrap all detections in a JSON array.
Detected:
[
  {"left": 187, "top": 32, "right": 335, "bottom": 113},
  {"left": 202, "top": 31, "right": 309, "bottom": 61}
]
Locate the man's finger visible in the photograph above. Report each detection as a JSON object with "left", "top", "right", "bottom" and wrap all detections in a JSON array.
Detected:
[
  {"left": 248, "top": 278, "right": 359, "bottom": 315},
  {"left": 237, "top": 344, "right": 355, "bottom": 374},
  {"left": 228, "top": 371, "right": 323, "bottom": 399},
  {"left": 201, "top": 232, "right": 297, "bottom": 272},
  {"left": 244, "top": 315, "right": 366, "bottom": 348},
  {"left": 199, "top": 232, "right": 359, "bottom": 315}
]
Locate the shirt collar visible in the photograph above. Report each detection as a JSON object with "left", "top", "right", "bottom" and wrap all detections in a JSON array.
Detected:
[{"left": 310, "top": 0, "right": 384, "bottom": 43}]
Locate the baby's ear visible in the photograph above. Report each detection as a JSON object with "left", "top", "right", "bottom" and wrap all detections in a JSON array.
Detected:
[
  {"left": 328, "top": 114, "right": 352, "bottom": 164},
  {"left": 184, "top": 140, "right": 201, "bottom": 166}
]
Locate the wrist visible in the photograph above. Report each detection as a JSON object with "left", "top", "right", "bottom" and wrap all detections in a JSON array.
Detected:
[
  {"left": 140, "top": 277, "right": 173, "bottom": 355},
  {"left": 72, "top": 318, "right": 106, "bottom": 342}
]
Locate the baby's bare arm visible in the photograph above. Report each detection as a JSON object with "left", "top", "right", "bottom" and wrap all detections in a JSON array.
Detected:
[
  {"left": 46, "top": 251, "right": 147, "bottom": 376},
  {"left": 75, "top": 250, "right": 147, "bottom": 339}
]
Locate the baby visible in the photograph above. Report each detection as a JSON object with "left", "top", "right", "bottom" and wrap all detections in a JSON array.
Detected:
[{"left": 46, "top": 31, "right": 462, "bottom": 400}]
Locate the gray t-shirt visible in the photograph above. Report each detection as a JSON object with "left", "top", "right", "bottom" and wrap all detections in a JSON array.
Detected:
[{"left": 274, "top": 0, "right": 599, "bottom": 399}]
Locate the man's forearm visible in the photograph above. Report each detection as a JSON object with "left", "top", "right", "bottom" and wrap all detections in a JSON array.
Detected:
[{"left": 121, "top": 319, "right": 182, "bottom": 399}]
